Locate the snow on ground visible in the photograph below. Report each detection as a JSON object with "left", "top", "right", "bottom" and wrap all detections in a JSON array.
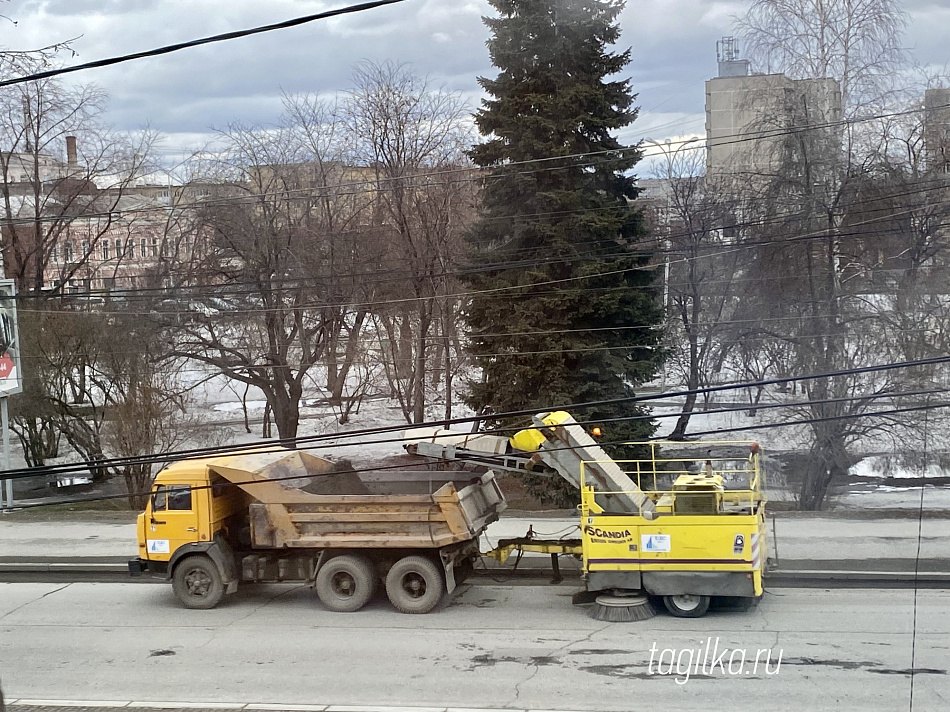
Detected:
[
  {"left": 849, "top": 454, "right": 950, "bottom": 480},
  {"left": 6, "top": 360, "right": 950, "bottom": 511},
  {"left": 651, "top": 400, "right": 817, "bottom": 450},
  {"left": 212, "top": 400, "right": 268, "bottom": 413},
  {"left": 836, "top": 485, "right": 950, "bottom": 510}
]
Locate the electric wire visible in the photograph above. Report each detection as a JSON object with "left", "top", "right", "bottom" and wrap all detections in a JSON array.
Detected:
[
  {"left": 18, "top": 179, "right": 950, "bottom": 317},
  {"left": 0, "top": 1, "right": 412, "bottom": 89},
  {"left": 4, "top": 354, "right": 949, "bottom": 482},
  {"left": 9, "top": 395, "right": 950, "bottom": 511},
  {"left": 6, "top": 106, "right": 949, "bottom": 232}
]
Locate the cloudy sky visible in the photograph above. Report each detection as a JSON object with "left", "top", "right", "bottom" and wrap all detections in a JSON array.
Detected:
[{"left": 3, "top": 0, "right": 949, "bottom": 163}]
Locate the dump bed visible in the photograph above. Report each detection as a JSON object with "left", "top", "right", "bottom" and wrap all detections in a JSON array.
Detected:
[{"left": 207, "top": 450, "right": 507, "bottom": 550}]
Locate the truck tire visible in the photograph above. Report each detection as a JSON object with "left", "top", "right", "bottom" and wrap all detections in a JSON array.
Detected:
[
  {"left": 315, "top": 555, "right": 377, "bottom": 612},
  {"left": 172, "top": 555, "right": 225, "bottom": 610},
  {"left": 663, "top": 594, "right": 711, "bottom": 618},
  {"left": 385, "top": 555, "right": 444, "bottom": 614}
]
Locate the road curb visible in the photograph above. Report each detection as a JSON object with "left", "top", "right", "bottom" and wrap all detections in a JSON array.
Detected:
[
  {"left": 2, "top": 560, "right": 949, "bottom": 587},
  {"left": 4, "top": 699, "right": 591, "bottom": 712}
]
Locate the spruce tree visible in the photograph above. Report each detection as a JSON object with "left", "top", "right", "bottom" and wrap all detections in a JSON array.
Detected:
[{"left": 465, "top": 0, "right": 664, "bottom": 505}]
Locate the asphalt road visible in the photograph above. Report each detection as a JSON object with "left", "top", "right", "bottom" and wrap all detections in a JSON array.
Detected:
[{"left": 0, "top": 582, "right": 947, "bottom": 712}]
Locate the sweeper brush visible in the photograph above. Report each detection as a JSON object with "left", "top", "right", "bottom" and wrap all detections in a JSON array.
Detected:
[{"left": 589, "top": 594, "right": 656, "bottom": 622}]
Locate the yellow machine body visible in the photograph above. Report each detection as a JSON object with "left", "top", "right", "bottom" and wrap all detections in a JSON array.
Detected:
[{"left": 579, "top": 442, "right": 767, "bottom": 599}]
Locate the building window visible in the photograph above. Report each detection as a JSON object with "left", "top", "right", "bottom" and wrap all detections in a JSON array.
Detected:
[
  {"left": 141, "top": 238, "right": 148, "bottom": 258},
  {"left": 63, "top": 242, "right": 73, "bottom": 262},
  {"left": 102, "top": 241, "right": 110, "bottom": 260},
  {"left": 81, "top": 240, "right": 89, "bottom": 256},
  {"left": 115, "top": 239, "right": 122, "bottom": 257},
  {"left": 50, "top": 245, "right": 59, "bottom": 263},
  {"left": 151, "top": 238, "right": 159, "bottom": 257},
  {"left": 126, "top": 239, "right": 135, "bottom": 258}
]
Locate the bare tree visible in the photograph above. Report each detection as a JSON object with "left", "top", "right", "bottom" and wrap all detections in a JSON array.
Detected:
[
  {"left": 728, "top": 0, "right": 950, "bottom": 508},
  {"left": 280, "top": 93, "right": 382, "bottom": 411},
  {"left": 649, "top": 150, "right": 743, "bottom": 438},
  {"left": 0, "top": 47, "right": 156, "bottom": 296},
  {"left": 13, "top": 302, "right": 205, "bottom": 504},
  {"left": 172, "top": 113, "right": 382, "bottom": 444},
  {"left": 736, "top": 0, "right": 908, "bottom": 111},
  {"left": 103, "top": 360, "right": 219, "bottom": 510},
  {"left": 345, "top": 61, "right": 475, "bottom": 423},
  {"left": 0, "top": 45, "right": 162, "bottom": 471}
]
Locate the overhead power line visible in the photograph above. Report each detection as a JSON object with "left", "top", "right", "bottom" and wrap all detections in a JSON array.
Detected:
[
  {"left": 5, "top": 94, "right": 948, "bottom": 232},
  {"left": 11, "top": 394, "right": 950, "bottom": 511},
  {"left": 687, "top": 400, "right": 950, "bottom": 440},
  {"left": 0, "top": 0, "right": 411, "bottom": 89},
  {"left": 3, "top": 354, "right": 948, "bottom": 482}
]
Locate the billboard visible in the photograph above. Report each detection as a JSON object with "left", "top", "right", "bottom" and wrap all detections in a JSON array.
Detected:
[{"left": 0, "top": 280, "right": 22, "bottom": 396}]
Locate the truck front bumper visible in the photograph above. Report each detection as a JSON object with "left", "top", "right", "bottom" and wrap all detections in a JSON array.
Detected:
[{"left": 128, "top": 558, "right": 148, "bottom": 577}]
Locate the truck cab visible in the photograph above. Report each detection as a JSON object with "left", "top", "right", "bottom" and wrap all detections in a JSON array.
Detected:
[{"left": 132, "top": 462, "right": 244, "bottom": 587}]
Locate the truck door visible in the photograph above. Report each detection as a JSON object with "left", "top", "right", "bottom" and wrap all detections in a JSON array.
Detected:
[{"left": 145, "top": 483, "right": 199, "bottom": 561}]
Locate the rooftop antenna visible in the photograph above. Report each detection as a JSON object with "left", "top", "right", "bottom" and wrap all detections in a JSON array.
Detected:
[
  {"left": 717, "top": 36, "right": 740, "bottom": 63},
  {"left": 716, "top": 36, "right": 750, "bottom": 78}
]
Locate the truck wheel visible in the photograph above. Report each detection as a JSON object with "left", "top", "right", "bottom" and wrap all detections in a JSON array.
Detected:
[
  {"left": 385, "top": 555, "right": 444, "bottom": 614},
  {"left": 315, "top": 555, "right": 377, "bottom": 612},
  {"left": 172, "top": 555, "right": 225, "bottom": 610},
  {"left": 663, "top": 594, "right": 711, "bottom": 618}
]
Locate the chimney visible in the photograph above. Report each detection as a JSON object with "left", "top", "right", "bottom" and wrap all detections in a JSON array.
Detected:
[
  {"left": 66, "top": 136, "right": 78, "bottom": 167},
  {"left": 22, "top": 99, "right": 33, "bottom": 153}
]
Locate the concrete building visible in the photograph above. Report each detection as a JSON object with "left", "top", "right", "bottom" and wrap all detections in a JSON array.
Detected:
[{"left": 705, "top": 38, "right": 842, "bottom": 179}]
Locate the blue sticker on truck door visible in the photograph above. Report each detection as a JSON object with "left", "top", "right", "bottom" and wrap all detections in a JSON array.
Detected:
[{"left": 641, "top": 534, "right": 671, "bottom": 552}]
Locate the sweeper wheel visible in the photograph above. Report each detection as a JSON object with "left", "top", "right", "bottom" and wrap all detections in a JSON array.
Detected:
[{"left": 663, "top": 593, "right": 711, "bottom": 618}]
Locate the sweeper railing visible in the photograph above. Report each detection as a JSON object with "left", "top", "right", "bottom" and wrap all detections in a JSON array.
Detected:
[{"left": 578, "top": 441, "right": 765, "bottom": 517}]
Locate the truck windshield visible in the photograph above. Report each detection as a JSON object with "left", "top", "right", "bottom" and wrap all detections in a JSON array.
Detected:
[{"left": 151, "top": 485, "right": 192, "bottom": 511}]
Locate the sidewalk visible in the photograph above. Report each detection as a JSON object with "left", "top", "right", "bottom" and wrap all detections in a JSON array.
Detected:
[{"left": 1, "top": 511, "right": 949, "bottom": 580}]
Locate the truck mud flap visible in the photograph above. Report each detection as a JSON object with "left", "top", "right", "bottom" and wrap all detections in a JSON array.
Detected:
[
  {"left": 444, "top": 559, "right": 457, "bottom": 594},
  {"left": 441, "top": 541, "right": 480, "bottom": 595}
]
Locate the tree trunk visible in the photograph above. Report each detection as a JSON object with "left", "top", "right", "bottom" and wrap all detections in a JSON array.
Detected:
[
  {"left": 270, "top": 379, "right": 302, "bottom": 447},
  {"left": 670, "top": 313, "right": 701, "bottom": 439},
  {"left": 412, "top": 306, "right": 430, "bottom": 424},
  {"left": 328, "top": 311, "right": 366, "bottom": 404},
  {"left": 799, "top": 428, "right": 850, "bottom": 510}
]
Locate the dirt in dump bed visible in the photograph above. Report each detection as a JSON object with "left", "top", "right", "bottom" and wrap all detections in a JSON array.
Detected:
[
  {"left": 291, "top": 456, "right": 476, "bottom": 496},
  {"left": 296, "top": 458, "right": 373, "bottom": 495}
]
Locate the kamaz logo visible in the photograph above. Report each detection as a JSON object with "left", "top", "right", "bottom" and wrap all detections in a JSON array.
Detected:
[{"left": 584, "top": 526, "right": 632, "bottom": 539}]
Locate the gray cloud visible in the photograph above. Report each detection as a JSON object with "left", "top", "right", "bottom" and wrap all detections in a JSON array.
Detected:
[{"left": 2, "top": 0, "right": 946, "bottom": 158}]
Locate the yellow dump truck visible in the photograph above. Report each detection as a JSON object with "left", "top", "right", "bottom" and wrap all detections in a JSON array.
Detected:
[{"left": 128, "top": 449, "right": 506, "bottom": 613}]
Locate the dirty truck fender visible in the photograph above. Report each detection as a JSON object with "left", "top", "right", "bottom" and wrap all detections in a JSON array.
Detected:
[{"left": 168, "top": 535, "right": 240, "bottom": 594}]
